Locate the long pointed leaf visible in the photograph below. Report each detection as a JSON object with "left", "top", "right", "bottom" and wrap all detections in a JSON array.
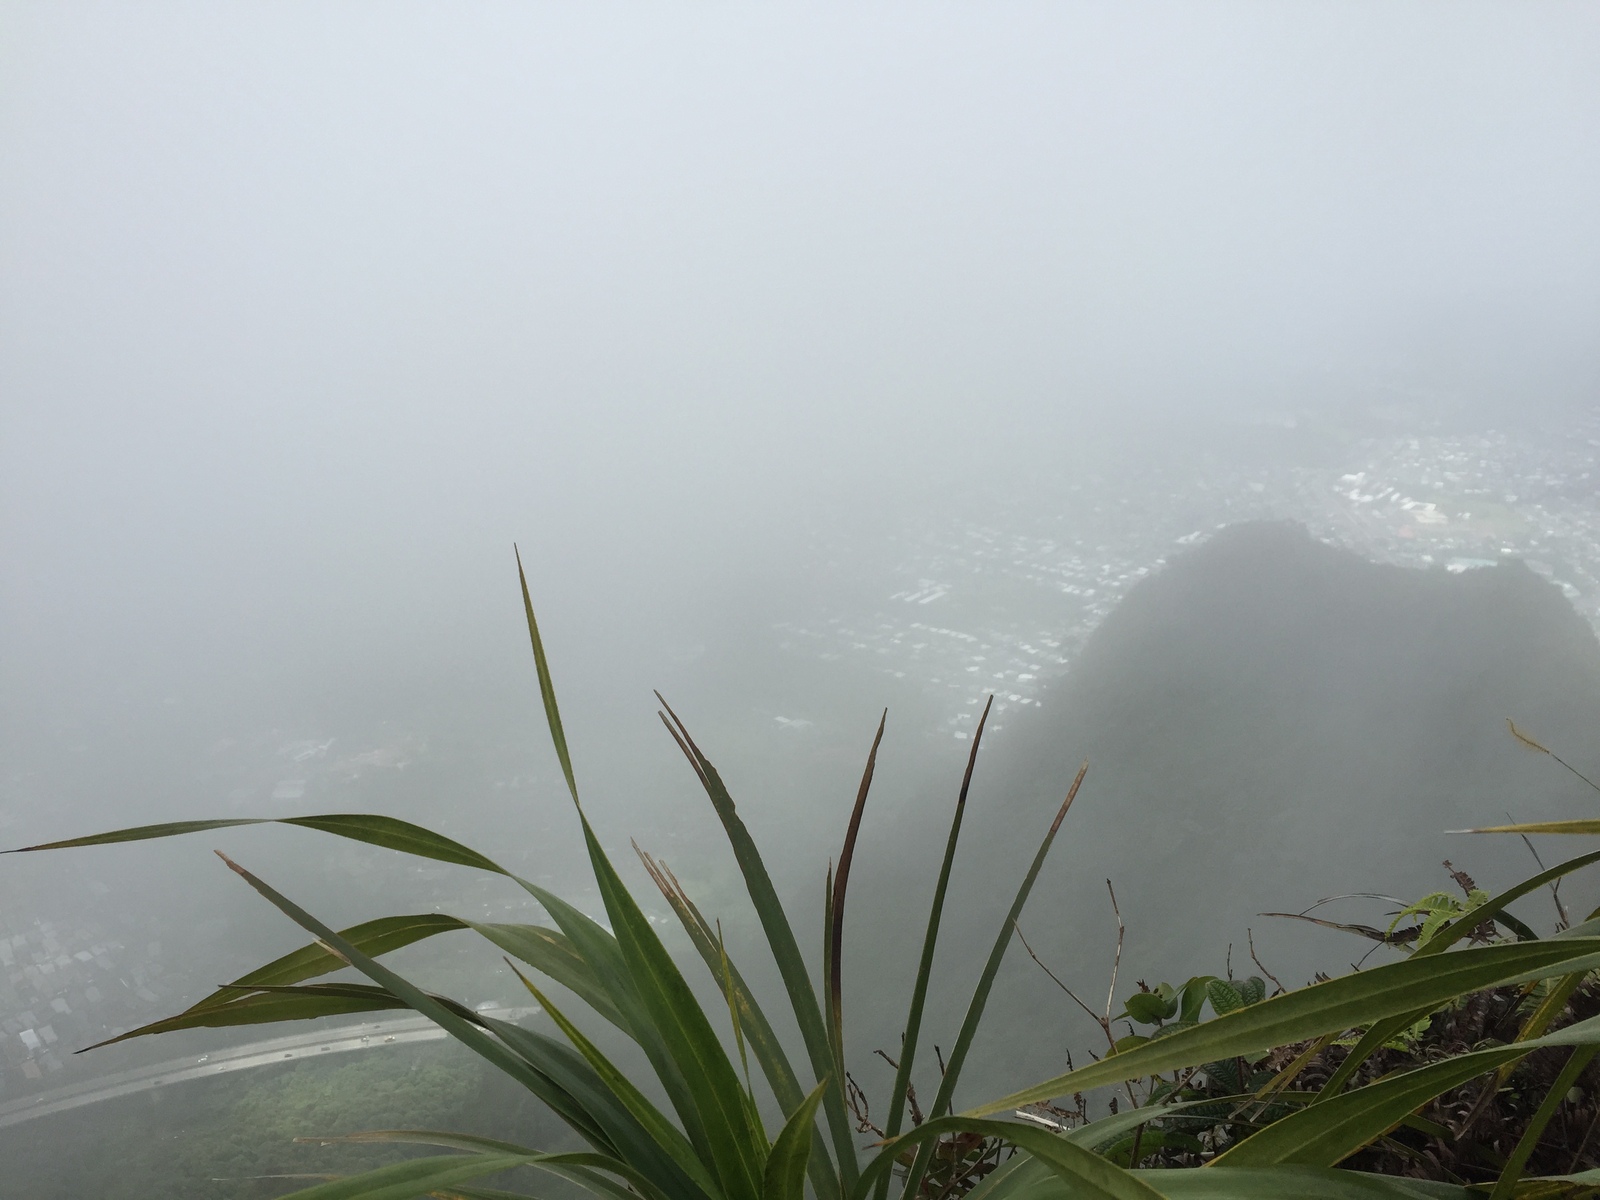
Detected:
[
  {"left": 855, "top": 1116, "right": 1164, "bottom": 1200},
  {"left": 8, "top": 814, "right": 504, "bottom": 873},
  {"left": 829, "top": 711, "right": 886, "bottom": 1059},
  {"left": 469, "top": 921, "right": 626, "bottom": 1031},
  {"left": 579, "top": 811, "right": 767, "bottom": 1200},
  {"left": 211, "top": 852, "right": 597, "bottom": 1127},
  {"left": 900, "top": 761, "right": 1087, "bottom": 1200},
  {"left": 516, "top": 544, "right": 580, "bottom": 808},
  {"left": 640, "top": 853, "right": 839, "bottom": 1200},
  {"left": 506, "top": 965, "right": 722, "bottom": 1200},
  {"left": 80, "top": 983, "right": 416, "bottom": 1049},
  {"left": 1458, "top": 821, "right": 1600, "bottom": 836},
  {"left": 967, "top": 936, "right": 1600, "bottom": 1116},
  {"left": 276, "top": 1150, "right": 648, "bottom": 1200},
  {"left": 877, "top": 694, "right": 996, "bottom": 1200},
  {"left": 480, "top": 1015, "right": 712, "bottom": 1200},
  {"left": 1136, "top": 1167, "right": 1474, "bottom": 1199},
  {"left": 763, "top": 1081, "right": 829, "bottom": 1200},
  {"left": 1489, "top": 1043, "right": 1600, "bottom": 1199},
  {"left": 1212, "top": 1013, "right": 1600, "bottom": 1167},
  {"left": 1316, "top": 846, "right": 1600, "bottom": 1100},
  {"left": 657, "top": 695, "right": 857, "bottom": 1193}
]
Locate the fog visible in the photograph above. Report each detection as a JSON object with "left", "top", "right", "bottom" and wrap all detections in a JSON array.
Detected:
[{"left": 2, "top": 1, "right": 1599, "bottom": 1169}]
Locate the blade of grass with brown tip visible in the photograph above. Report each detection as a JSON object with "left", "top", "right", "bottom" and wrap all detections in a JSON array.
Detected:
[
  {"left": 656, "top": 693, "right": 857, "bottom": 1193},
  {"left": 638, "top": 851, "right": 840, "bottom": 1200},
  {"left": 577, "top": 810, "right": 767, "bottom": 1200},
  {"left": 899, "top": 759, "right": 1087, "bottom": 1200},
  {"left": 873, "top": 695, "right": 994, "bottom": 1200},
  {"left": 829, "top": 710, "right": 886, "bottom": 1062}
]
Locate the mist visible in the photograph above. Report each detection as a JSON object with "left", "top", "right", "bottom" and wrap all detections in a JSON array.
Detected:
[{"left": 2, "top": 4, "right": 1599, "bottom": 1185}]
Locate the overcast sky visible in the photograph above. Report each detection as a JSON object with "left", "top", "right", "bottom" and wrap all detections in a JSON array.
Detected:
[{"left": 2, "top": 3, "right": 1597, "bottom": 832}]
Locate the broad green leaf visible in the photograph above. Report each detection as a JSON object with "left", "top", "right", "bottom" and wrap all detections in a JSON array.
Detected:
[
  {"left": 1205, "top": 979, "right": 1245, "bottom": 1016},
  {"left": 1213, "top": 1014, "right": 1600, "bottom": 1167},
  {"left": 1178, "top": 978, "right": 1215, "bottom": 1025},
  {"left": 856, "top": 1116, "right": 1164, "bottom": 1200},
  {"left": 967, "top": 937, "right": 1600, "bottom": 1116},
  {"left": 1125, "top": 993, "right": 1176, "bottom": 1025},
  {"left": 761, "top": 1081, "right": 828, "bottom": 1200}
]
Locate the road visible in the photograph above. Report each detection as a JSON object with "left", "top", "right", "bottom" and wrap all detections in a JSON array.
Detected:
[{"left": 0, "top": 1007, "right": 537, "bottom": 1131}]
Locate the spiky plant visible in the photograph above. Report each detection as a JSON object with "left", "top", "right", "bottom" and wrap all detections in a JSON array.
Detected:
[{"left": 14, "top": 555, "right": 1600, "bottom": 1200}]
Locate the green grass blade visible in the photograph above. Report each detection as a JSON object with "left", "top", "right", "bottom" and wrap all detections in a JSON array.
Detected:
[
  {"left": 1315, "top": 847, "right": 1600, "bottom": 1100},
  {"left": 480, "top": 1016, "right": 713, "bottom": 1200},
  {"left": 8, "top": 813, "right": 506, "bottom": 873},
  {"left": 469, "top": 921, "right": 627, "bottom": 1030},
  {"left": 79, "top": 983, "right": 416, "bottom": 1050},
  {"left": 8, "top": 818, "right": 270, "bottom": 851},
  {"left": 966, "top": 937, "right": 1600, "bottom": 1116},
  {"left": 507, "top": 879, "right": 711, "bottom": 1146},
  {"left": 828, "top": 711, "right": 886, "bottom": 1060},
  {"left": 1312, "top": 1016, "right": 1426, "bottom": 1104},
  {"left": 506, "top": 967, "right": 724, "bottom": 1200},
  {"left": 211, "top": 852, "right": 599, "bottom": 1118},
  {"left": 1489, "top": 1044, "right": 1600, "bottom": 1199},
  {"left": 1213, "top": 1014, "right": 1600, "bottom": 1167},
  {"left": 657, "top": 695, "right": 857, "bottom": 1193},
  {"left": 179, "top": 913, "right": 470, "bottom": 1014},
  {"left": 762, "top": 1081, "right": 829, "bottom": 1200},
  {"left": 639, "top": 854, "right": 840, "bottom": 1200},
  {"left": 321, "top": 1129, "right": 687, "bottom": 1200},
  {"left": 299, "top": 1129, "right": 538, "bottom": 1154},
  {"left": 274, "top": 1153, "right": 543, "bottom": 1200},
  {"left": 579, "top": 812, "right": 767, "bottom": 1200},
  {"left": 516, "top": 545, "right": 580, "bottom": 808},
  {"left": 1135, "top": 1166, "right": 1475, "bottom": 1198},
  {"left": 855, "top": 1116, "right": 1165, "bottom": 1200},
  {"left": 876, "top": 694, "right": 995, "bottom": 1200},
  {"left": 275, "top": 1150, "right": 657, "bottom": 1200},
  {"left": 932, "top": 761, "right": 1087, "bottom": 1117},
  {"left": 900, "top": 760, "right": 1087, "bottom": 1200},
  {"left": 1458, "top": 820, "right": 1600, "bottom": 835}
]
